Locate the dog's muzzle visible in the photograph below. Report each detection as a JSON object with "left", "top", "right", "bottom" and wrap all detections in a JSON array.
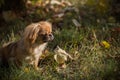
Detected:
[
  {"left": 48, "top": 34, "right": 54, "bottom": 41},
  {"left": 43, "top": 34, "right": 54, "bottom": 42}
]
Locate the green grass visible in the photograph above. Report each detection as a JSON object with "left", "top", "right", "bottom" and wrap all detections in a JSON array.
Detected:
[{"left": 0, "top": 21, "right": 120, "bottom": 80}]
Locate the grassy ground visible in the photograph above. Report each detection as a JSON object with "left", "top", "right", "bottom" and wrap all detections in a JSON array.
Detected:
[{"left": 0, "top": 20, "right": 120, "bottom": 80}]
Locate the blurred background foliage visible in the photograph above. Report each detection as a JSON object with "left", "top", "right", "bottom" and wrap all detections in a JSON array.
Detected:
[{"left": 0, "top": 0, "right": 119, "bottom": 23}]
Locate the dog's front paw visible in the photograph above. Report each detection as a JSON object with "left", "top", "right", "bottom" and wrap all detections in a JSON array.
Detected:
[{"left": 35, "top": 67, "right": 43, "bottom": 71}]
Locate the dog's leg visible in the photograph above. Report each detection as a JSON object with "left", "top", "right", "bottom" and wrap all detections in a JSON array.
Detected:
[
  {"left": 34, "top": 56, "right": 40, "bottom": 70},
  {"left": 13, "top": 58, "right": 22, "bottom": 68}
]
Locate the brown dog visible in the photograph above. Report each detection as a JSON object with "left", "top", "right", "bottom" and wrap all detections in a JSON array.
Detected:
[{"left": 0, "top": 21, "right": 54, "bottom": 70}]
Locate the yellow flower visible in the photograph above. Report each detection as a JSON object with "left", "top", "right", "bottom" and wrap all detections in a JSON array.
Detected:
[
  {"left": 24, "top": 67, "right": 29, "bottom": 73},
  {"left": 101, "top": 41, "right": 110, "bottom": 48}
]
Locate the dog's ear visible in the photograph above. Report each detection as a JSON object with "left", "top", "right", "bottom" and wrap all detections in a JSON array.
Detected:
[{"left": 24, "top": 23, "right": 40, "bottom": 44}]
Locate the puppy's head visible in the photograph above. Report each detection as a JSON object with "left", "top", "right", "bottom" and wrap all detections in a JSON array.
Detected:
[{"left": 23, "top": 21, "right": 54, "bottom": 44}]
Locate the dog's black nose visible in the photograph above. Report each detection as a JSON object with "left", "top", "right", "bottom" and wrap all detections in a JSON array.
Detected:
[{"left": 49, "top": 34, "right": 52, "bottom": 37}]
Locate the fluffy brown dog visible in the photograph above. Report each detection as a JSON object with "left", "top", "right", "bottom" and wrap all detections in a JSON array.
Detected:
[{"left": 0, "top": 21, "right": 54, "bottom": 70}]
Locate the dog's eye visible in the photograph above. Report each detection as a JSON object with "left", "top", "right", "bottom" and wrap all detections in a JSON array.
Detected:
[{"left": 38, "top": 33, "right": 47, "bottom": 36}]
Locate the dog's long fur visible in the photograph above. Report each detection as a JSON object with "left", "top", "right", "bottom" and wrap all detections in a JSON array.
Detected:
[{"left": 0, "top": 21, "right": 54, "bottom": 70}]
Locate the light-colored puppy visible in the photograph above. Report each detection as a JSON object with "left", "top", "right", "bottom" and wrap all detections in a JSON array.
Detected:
[
  {"left": 0, "top": 21, "right": 54, "bottom": 70},
  {"left": 54, "top": 46, "right": 73, "bottom": 69}
]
